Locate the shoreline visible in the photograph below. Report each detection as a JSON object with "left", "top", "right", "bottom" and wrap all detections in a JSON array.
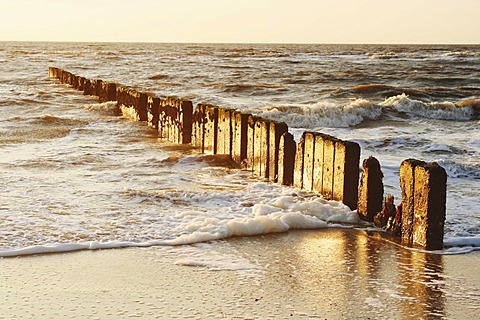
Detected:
[{"left": 1, "top": 229, "right": 479, "bottom": 319}]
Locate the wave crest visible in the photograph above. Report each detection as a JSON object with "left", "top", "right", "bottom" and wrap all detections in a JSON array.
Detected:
[
  {"left": 381, "top": 94, "right": 474, "bottom": 120},
  {"left": 247, "top": 99, "right": 383, "bottom": 128}
]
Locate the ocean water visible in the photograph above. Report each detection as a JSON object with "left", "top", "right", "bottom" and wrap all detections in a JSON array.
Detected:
[{"left": 0, "top": 42, "right": 479, "bottom": 257}]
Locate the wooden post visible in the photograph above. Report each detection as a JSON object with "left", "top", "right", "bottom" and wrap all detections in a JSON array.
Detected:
[
  {"left": 158, "top": 98, "right": 167, "bottom": 139},
  {"left": 278, "top": 132, "right": 296, "bottom": 186},
  {"left": 302, "top": 132, "right": 316, "bottom": 191},
  {"left": 138, "top": 93, "right": 148, "bottom": 121},
  {"left": 78, "top": 77, "right": 86, "bottom": 91},
  {"left": 357, "top": 156, "right": 384, "bottom": 221},
  {"left": 204, "top": 105, "right": 218, "bottom": 154},
  {"left": 312, "top": 133, "right": 326, "bottom": 194},
  {"left": 246, "top": 115, "right": 257, "bottom": 172},
  {"left": 293, "top": 133, "right": 305, "bottom": 189},
  {"left": 253, "top": 119, "right": 269, "bottom": 178},
  {"left": 192, "top": 104, "right": 205, "bottom": 151},
  {"left": 232, "top": 112, "right": 249, "bottom": 165},
  {"left": 147, "top": 96, "right": 160, "bottom": 129},
  {"left": 333, "top": 140, "right": 360, "bottom": 210},
  {"left": 268, "top": 121, "right": 288, "bottom": 182},
  {"left": 178, "top": 100, "right": 193, "bottom": 144},
  {"left": 322, "top": 137, "right": 336, "bottom": 200},
  {"left": 107, "top": 82, "right": 117, "bottom": 102},
  {"left": 72, "top": 75, "right": 79, "bottom": 89},
  {"left": 412, "top": 163, "right": 447, "bottom": 250},
  {"left": 400, "top": 159, "right": 426, "bottom": 245},
  {"left": 84, "top": 79, "right": 92, "bottom": 95},
  {"left": 94, "top": 80, "right": 102, "bottom": 98},
  {"left": 260, "top": 120, "right": 270, "bottom": 179},
  {"left": 217, "top": 108, "right": 233, "bottom": 155}
]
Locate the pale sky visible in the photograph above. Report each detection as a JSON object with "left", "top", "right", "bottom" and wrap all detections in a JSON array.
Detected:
[{"left": 1, "top": 0, "right": 479, "bottom": 44}]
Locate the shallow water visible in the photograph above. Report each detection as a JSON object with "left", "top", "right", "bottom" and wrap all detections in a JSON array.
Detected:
[
  {"left": 0, "top": 42, "right": 479, "bottom": 256},
  {"left": 1, "top": 230, "right": 479, "bottom": 319}
]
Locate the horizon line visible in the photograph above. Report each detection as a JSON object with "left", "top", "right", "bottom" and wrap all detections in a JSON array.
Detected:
[{"left": 1, "top": 40, "right": 479, "bottom": 46}]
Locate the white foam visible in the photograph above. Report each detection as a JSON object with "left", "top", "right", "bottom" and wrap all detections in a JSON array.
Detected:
[
  {"left": 436, "top": 159, "right": 480, "bottom": 179},
  {"left": 163, "top": 195, "right": 355, "bottom": 246},
  {"left": 0, "top": 189, "right": 359, "bottom": 257},
  {"left": 421, "top": 143, "right": 452, "bottom": 153},
  {"left": 246, "top": 99, "right": 383, "bottom": 128},
  {"left": 83, "top": 101, "right": 118, "bottom": 114},
  {"left": 381, "top": 93, "right": 474, "bottom": 120}
]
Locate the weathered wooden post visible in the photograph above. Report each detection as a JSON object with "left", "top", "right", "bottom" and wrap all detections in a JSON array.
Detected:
[
  {"left": 83, "top": 79, "right": 92, "bottom": 96},
  {"left": 107, "top": 82, "right": 117, "bottom": 102},
  {"left": 400, "top": 159, "right": 426, "bottom": 244},
  {"left": 278, "top": 132, "right": 296, "bottom": 186},
  {"left": 322, "top": 136, "right": 336, "bottom": 200},
  {"left": 293, "top": 133, "right": 305, "bottom": 189},
  {"left": 333, "top": 140, "right": 360, "bottom": 210},
  {"left": 178, "top": 99, "right": 193, "bottom": 144},
  {"left": 137, "top": 93, "right": 148, "bottom": 121},
  {"left": 268, "top": 121, "right": 288, "bottom": 182},
  {"left": 78, "top": 77, "right": 86, "bottom": 91},
  {"left": 232, "top": 112, "right": 249, "bottom": 165},
  {"left": 246, "top": 115, "right": 258, "bottom": 172},
  {"left": 192, "top": 104, "right": 206, "bottom": 152},
  {"left": 203, "top": 105, "right": 218, "bottom": 154},
  {"left": 147, "top": 96, "right": 160, "bottom": 129},
  {"left": 98, "top": 81, "right": 117, "bottom": 103},
  {"left": 312, "top": 133, "right": 325, "bottom": 194},
  {"left": 357, "top": 156, "right": 384, "bottom": 221},
  {"left": 252, "top": 119, "right": 270, "bottom": 178},
  {"left": 259, "top": 119, "right": 270, "bottom": 179},
  {"left": 217, "top": 108, "right": 233, "bottom": 155},
  {"left": 407, "top": 161, "right": 447, "bottom": 250},
  {"left": 302, "top": 132, "right": 316, "bottom": 191},
  {"left": 72, "top": 75, "right": 79, "bottom": 89},
  {"left": 94, "top": 80, "right": 102, "bottom": 98}
]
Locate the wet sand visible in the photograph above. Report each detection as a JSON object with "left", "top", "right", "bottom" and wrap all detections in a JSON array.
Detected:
[{"left": 1, "top": 229, "right": 479, "bottom": 319}]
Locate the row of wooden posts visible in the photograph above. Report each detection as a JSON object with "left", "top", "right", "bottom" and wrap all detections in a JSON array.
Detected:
[{"left": 49, "top": 67, "right": 448, "bottom": 250}]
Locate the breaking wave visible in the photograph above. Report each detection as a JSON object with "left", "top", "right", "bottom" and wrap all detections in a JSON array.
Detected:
[
  {"left": 247, "top": 99, "right": 383, "bottom": 128},
  {"left": 245, "top": 94, "right": 479, "bottom": 130},
  {"left": 436, "top": 160, "right": 480, "bottom": 179},
  {"left": 380, "top": 94, "right": 475, "bottom": 120}
]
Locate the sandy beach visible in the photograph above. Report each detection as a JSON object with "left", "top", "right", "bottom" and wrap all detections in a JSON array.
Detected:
[{"left": 1, "top": 229, "right": 479, "bottom": 319}]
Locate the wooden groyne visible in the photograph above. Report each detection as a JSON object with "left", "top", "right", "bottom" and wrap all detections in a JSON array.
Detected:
[{"left": 49, "top": 67, "right": 447, "bottom": 250}]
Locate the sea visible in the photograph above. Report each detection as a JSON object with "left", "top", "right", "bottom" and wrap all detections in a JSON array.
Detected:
[{"left": 0, "top": 42, "right": 479, "bottom": 257}]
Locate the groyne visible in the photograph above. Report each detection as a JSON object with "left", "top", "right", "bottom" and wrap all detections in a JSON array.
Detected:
[{"left": 49, "top": 67, "right": 447, "bottom": 250}]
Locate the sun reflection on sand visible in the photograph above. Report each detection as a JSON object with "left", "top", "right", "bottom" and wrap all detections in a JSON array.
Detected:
[{"left": 273, "top": 229, "right": 449, "bottom": 319}]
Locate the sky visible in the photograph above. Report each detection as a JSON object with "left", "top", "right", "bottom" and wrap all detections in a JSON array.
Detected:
[{"left": 1, "top": 0, "right": 479, "bottom": 44}]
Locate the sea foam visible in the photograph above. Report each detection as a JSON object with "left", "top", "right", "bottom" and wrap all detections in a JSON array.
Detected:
[
  {"left": 0, "top": 191, "right": 359, "bottom": 257},
  {"left": 246, "top": 99, "right": 383, "bottom": 128},
  {"left": 381, "top": 94, "right": 474, "bottom": 120}
]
